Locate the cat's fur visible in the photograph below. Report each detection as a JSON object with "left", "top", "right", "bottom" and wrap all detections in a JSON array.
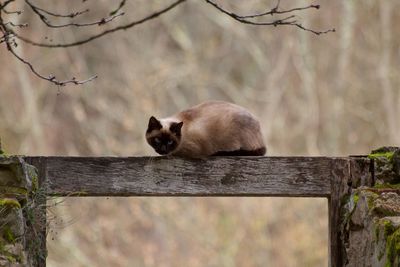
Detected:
[{"left": 146, "top": 101, "right": 266, "bottom": 158}]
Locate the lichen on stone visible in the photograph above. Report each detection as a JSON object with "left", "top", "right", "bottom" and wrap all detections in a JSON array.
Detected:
[
  {"left": 377, "top": 218, "right": 400, "bottom": 266},
  {"left": 343, "top": 187, "right": 400, "bottom": 266},
  {"left": 368, "top": 151, "right": 395, "bottom": 161},
  {"left": 26, "top": 165, "right": 39, "bottom": 192},
  {"left": 372, "top": 192, "right": 400, "bottom": 217},
  {"left": 369, "top": 147, "right": 400, "bottom": 184},
  {"left": 0, "top": 198, "right": 21, "bottom": 209},
  {"left": 353, "top": 194, "right": 359, "bottom": 205},
  {"left": 2, "top": 226, "right": 15, "bottom": 243},
  {"left": 0, "top": 156, "right": 37, "bottom": 266},
  {"left": 0, "top": 242, "right": 24, "bottom": 265}
]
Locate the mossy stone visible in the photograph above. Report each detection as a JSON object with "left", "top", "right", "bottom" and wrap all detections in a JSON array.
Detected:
[
  {"left": 369, "top": 147, "right": 400, "bottom": 184},
  {"left": 0, "top": 198, "right": 21, "bottom": 209}
]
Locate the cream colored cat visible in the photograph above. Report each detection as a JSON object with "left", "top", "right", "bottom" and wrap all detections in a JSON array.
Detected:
[{"left": 146, "top": 101, "right": 266, "bottom": 158}]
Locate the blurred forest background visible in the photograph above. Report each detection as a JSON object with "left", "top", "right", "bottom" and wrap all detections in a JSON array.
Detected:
[{"left": 1, "top": 0, "right": 400, "bottom": 266}]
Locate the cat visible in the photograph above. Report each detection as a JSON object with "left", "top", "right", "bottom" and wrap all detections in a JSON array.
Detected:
[{"left": 146, "top": 100, "right": 266, "bottom": 158}]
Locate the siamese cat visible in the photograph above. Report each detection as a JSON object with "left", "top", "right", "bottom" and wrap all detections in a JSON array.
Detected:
[{"left": 146, "top": 101, "right": 266, "bottom": 158}]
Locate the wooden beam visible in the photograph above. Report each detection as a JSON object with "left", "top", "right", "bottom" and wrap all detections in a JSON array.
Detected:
[
  {"left": 328, "top": 159, "right": 351, "bottom": 267},
  {"left": 24, "top": 156, "right": 342, "bottom": 197}
]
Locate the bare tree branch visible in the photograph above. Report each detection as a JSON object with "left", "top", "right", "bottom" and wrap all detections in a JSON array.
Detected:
[
  {"left": 5, "top": 38, "right": 97, "bottom": 86},
  {"left": 110, "top": 0, "right": 126, "bottom": 16},
  {"left": 0, "top": 15, "right": 97, "bottom": 86},
  {"left": 25, "top": 0, "right": 124, "bottom": 28},
  {"left": 4, "top": 20, "right": 27, "bottom": 27},
  {"left": 27, "top": 2, "right": 89, "bottom": 18},
  {"left": 11, "top": 0, "right": 187, "bottom": 48},
  {"left": 0, "top": 0, "right": 335, "bottom": 87},
  {"left": 204, "top": 0, "right": 335, "bottom": 35},
  {"left": 2, "top": 7, "right": 22, "bottom": 15},
  {"left": 0, "top": 0, "right": 16, "bottom": 9}
]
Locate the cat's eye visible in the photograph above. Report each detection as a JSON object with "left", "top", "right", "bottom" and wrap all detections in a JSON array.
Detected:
[
  {"left": 154, "top": 137, "right": 161, "bottom": 143},
  {"left": 167, "top": 140, "right": 174, "bottom": 145}
]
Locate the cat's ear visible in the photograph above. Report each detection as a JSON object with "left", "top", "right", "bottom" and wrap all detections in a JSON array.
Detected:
[
  {"left": 170, "top": 121, "right": 183, "bottom": 136},
  {"left": 147, "top": 116, "right": 162, "bottom": 133}
]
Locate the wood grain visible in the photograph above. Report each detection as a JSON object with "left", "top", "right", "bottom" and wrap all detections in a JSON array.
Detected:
[
  {"left": 328, "top": 158, "right": 351, "bottom": 267},
  {"left": 23, "top": 155, "right": 374, "bottom": 266},
  {"left": 24, "top": 156, "right": 341, "bottom": 197}
]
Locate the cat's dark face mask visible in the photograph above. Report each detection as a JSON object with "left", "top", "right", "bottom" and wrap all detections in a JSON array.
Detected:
[
  {"left": 149, "top": 133, "right": 179, "bottom": 155},
  {"left": 146, "top": 117, "right": 183, "bottom": 155}
]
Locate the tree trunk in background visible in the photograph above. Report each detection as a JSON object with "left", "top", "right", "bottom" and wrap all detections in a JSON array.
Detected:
[{"left": 379, "top": 2, "right": 399, "bottom": 144}]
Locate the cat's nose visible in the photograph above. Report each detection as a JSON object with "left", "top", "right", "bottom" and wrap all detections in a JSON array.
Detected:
[{"left": 161, "top": 145, "right": 167, "bottom": 151}]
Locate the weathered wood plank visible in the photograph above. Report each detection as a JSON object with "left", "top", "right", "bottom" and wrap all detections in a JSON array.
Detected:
[
  {"left": 25, "top": 156, "right": 341, "bottom": 197},
  {"left": 329, "top": 158, "right": 351, "bottom": 267}
]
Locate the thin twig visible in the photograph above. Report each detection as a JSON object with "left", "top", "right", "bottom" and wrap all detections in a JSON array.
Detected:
[
  {"left": 5, "top": 39, "right": 97, "bottom": 86},
  {"left": 25, "top": 0, "right": 124, "bottom": 28},
  {"left": 27, "top": 3, "right": 89, "bottom": 18},
  {"left": 204, "top": 0, "right": 334, "bottom": 35},
  {"left": 0, "top": 0, "right": 16, "bottom": 9},
  {"left": 292, "top": 22, "right": 335, "bottom": 35},
  {"left": 2, "top": 8, "right": 22, "bottom": 15},
  {"left": 239, "top": 4, "right": 320, "bottom": 19},
  {"left": 4, "top": 21, "right": 28, "bottom": 28},
  {"left": 110, "top": 0, "right": 126, "bottom": 16},
  {"left": 12, "top": 0, "right": 187, "bottom": 48}
]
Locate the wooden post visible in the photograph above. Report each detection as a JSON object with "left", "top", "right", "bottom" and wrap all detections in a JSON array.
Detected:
[{"left": 328, "top": 158, "right": 351, "bottom": 267}]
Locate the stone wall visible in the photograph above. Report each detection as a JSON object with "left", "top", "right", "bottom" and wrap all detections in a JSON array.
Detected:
[
  {"left": 0, "top": 155, "right": 43, "bottom": 267},
  {"left": 342, "top": 147, "right": 400, "bottom": 267}
]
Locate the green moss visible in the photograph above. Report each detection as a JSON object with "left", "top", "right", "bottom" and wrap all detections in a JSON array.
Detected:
[
  {"left": 341, "top": 195, "right": 350, "bottom": 206},
  {"left": 6, "top": 255, "right": 16, "bottom": 263},
  {"left": 366, "top": 192, "right": 379, "bottom": 210},
  {"left": 386, "top": 228, "right": 400, "bottom": 265},
  {"left": 353, "top": 194, "right": 359, "bottom": 205},
  {"left": 25, "top": 165, "right": 39, "bottom": 192},
  {"left": 3, "top": 226, "right": 15, "bottom": 243},
  {"left": 0, "top": 198, "right": 21, "bottom": 209},
  {"left": 0, "top": 186, "right": 28, "bottom": 196},
  {"left": 374, "top": 183, "right": 400, "bottom": 189},
  {"left": 0, "top": 145, "right": 7, "bottom": 157},
  {"left": 378, "top": 219, "right": 400, "bottom": 265},
  {"left": 368, "top": 151, "right": 395, "bottom": 161},
  {"left": 375, "top": 224, "right": 380, "bottom": 240},
  {"left": 0, "top": 241, "right": 21, "bottom": 264},
  {"left": 382, "top": 219, "right": 396, "bottom": 238}
]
